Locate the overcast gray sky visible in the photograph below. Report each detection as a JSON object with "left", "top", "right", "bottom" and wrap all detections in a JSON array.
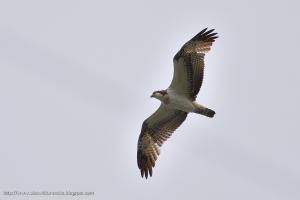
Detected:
[{"left": 0, "top": 0, "right": 300, "bottom": 199}]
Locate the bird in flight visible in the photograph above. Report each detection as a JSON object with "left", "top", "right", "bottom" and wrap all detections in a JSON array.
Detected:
[{"left": 137, "top": 28, "right": 218, "bottom": 178}]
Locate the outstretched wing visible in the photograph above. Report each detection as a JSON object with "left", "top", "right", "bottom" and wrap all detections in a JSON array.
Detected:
[
  {"left": 137, "top": 104, "right": 187, "bottom": 178},
  {"left": 169, "top": 28, "right": 218, "bottom": 100}
]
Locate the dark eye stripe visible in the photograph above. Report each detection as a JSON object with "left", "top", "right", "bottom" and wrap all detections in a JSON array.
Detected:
[{"left": 157, "top": 90, "right": 168, "bottom": 96}]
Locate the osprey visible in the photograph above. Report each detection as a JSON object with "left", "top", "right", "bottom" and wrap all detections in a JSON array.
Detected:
[{"left": 137, "top": 28, "right": 218, "bottom": 178}]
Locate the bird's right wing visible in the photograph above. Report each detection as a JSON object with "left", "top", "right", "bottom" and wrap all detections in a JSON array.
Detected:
[{"left": 137, "top": 104, "right": 187, "bottom": 178}]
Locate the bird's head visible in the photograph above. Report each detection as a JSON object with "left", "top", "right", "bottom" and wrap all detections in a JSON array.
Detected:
[{"left": 151, "top": 90, "right": 168, "bottom": 101}]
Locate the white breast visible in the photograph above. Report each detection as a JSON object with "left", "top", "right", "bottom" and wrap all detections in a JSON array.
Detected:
[{"left": 167, "top": 89, "right": 194, "bottom": 113}]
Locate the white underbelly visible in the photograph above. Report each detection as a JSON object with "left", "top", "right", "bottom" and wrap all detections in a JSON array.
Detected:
[{"left": 167, "top": 94, "right": 195, "bottom": 113}]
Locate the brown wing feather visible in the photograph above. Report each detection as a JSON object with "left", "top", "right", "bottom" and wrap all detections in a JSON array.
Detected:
[
  {"left": 183, "top": 52, "right": 205, "bottom": 99},
  {"left": 137, "top": 105, "right": 187, "bottom": 178},
  {"left": 170, "top": 28, "right": 218, "bottom": 100}
]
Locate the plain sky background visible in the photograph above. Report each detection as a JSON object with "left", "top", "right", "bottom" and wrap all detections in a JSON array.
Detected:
[{"left": 0, "top": 0, "right": 299, "bottom": 199}]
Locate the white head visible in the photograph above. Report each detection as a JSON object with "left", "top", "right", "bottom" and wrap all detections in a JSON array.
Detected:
[{"left": 150, "top": 90, "right": 168, "bottom": 102}]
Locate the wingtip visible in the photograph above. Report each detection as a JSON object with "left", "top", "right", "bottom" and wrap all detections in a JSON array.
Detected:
[
  {"left": 198, "top": 28, "right": 208, "bottom": 35},
  {"left": 140, "top": 168, "right": 153, "bottom": 179},
  {"left": 149, "top": 168, "right": 153, "bottom": 177},
  {"left": 191, "top": 28, "right": 218, "bottom": 42}
]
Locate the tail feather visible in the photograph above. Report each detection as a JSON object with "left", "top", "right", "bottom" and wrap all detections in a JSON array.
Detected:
[
  {"left": 203, "top": 108, "right": 215, "bottom": 118},
  {"left": 195, "top": 108, "right": 215, "bottom": 118}
]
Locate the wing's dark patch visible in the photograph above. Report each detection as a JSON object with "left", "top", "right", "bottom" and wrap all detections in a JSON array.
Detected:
[
  {"left": 185, "top": 56, "right": 194, "bottom": 99},
  {"left": 191, "top": 53, "right": 203, "bottom": 98}
]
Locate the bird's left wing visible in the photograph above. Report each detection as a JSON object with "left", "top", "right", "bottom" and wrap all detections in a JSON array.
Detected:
[
  {"left": 169, "top": 28, "right": 218, "bottom": 100},
  {"left": 137, "top": 104, "right": 187, "bottom": 178}
]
